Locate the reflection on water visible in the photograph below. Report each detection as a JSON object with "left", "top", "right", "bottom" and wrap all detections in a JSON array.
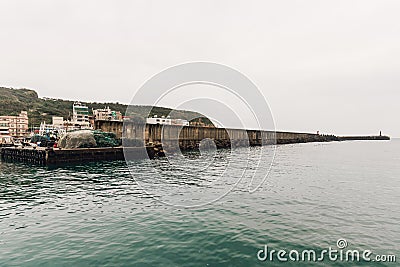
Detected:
[{"left": 0, "top": 140, "right": 399, "bottom": 266}]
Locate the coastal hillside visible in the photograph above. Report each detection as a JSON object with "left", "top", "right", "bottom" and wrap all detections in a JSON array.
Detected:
[{"left": 0, "top": 87, "right": 211, "bottom": 126}]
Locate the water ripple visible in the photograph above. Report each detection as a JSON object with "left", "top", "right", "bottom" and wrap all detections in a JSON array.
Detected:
[{"left": 0, "top": 141, "right": 399, "bottom": 266}]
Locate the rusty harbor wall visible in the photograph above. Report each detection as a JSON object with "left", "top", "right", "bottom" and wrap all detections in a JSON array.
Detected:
[{"left": 95, "top": 120, "right": 339, "bottom": 149}]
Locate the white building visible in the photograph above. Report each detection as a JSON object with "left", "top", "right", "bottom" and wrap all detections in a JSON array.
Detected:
[
  {"left": 146, "top": 116, "right": 189, "bottom": 126},
  {"left": 146, "top": 116, "right": 171, "bottom": 125},
  {"left": 52, "top": 116, "right": 64, "bottom": 128},
  {"left": 72, "top": 102, "right": 90, "bottom": 128}
]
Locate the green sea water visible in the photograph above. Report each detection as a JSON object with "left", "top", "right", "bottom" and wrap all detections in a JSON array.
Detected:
[{"left": 0, "top": 140, "right": 399, "bottom": 266}]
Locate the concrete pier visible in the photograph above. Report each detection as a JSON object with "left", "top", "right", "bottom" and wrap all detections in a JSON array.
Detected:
[
  {"left": 0, "top": 146, "right": 155, "bottom": 166},
  {"left": 1, "top": 122, "right": 389, "bottom": 166},
  {"left": 95, "top": 121, "right": 364, "bottom": 150},
  {"left": 337, "top": 136, "right": 390, "bottom": 141}
]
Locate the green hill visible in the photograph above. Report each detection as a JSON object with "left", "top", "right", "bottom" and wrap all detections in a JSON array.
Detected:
[{"left": 0, "top": 87, "right": 212, "bottom": 127}]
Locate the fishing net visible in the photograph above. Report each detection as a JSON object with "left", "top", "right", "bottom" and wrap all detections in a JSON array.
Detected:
[
  {"left": 58, "top": 130, "right": 121, "bottom": 149},
  {"left": 93, "top": 130, "right": 121, "bottom": 147},
  {"left": 58, "top": 130, "right": 97, "bottom": 149}
]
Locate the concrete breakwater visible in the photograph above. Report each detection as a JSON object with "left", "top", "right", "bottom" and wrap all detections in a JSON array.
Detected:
[
  {"left": 0, "top": 122, "right": 390, "bottom": 166},
  {"left": 337, "top": 136, "right": 390, "bottom": 141},
  {"left": 94, "top": 120, "right": 389, "bottom": 150}
]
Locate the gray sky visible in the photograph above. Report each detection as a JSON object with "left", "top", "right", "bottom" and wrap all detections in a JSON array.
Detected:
[{"left": 1, "top": 0, "right": 399, "bottom": 137}]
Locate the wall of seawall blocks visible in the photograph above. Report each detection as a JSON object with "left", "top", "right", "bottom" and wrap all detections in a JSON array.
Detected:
[{"left": 95, "top": 121, "right": 338, "bottom": 149}]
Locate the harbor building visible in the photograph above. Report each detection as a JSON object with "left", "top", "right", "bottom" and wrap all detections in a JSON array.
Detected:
[
  {"left": 146, "top": 116, "right": 189, "bottom": 126},
  {"left": 52, "top": 116, "right": 64, "bottom": 128},
  {"left": 72, "top": 102, "right": 90, "bottom": 128},
  {"left": 171, "top": 119, "right": 190, "bottom": 126},
  {"left": 93, "top": 107, "right": 123, "bottom": 121},
  {"left": 146, "top": 116, "right": 171, "bottom": 125},
  {"left": 0, "top": 111, "right": 29, "bottom": 138}
]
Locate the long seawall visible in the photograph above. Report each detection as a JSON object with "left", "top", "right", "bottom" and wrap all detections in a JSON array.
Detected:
[
  {"left": 94, "top": 121, "right": 388, "bottom": 150},
  {"left": 337, "top": 136, "right": 390, "bottom": 141},
  {"left": 0, "top": 122, "right": 389, "bottom": 166}
]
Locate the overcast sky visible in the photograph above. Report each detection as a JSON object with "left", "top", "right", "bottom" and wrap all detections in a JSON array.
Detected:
[{"left": 1, "top": 0, "right": 399, "bottom": 137}]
